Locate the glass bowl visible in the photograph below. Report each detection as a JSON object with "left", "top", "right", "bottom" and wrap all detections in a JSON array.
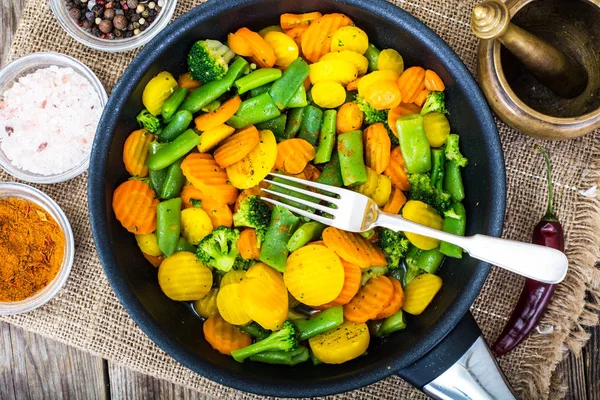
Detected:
[
  {"left": 0, "top": 182, "right": 75, "bottom": 315},
  {"left": 50, "top": 0, "right": 178, "bottom": 52},
  {"left": 0, "top": 52, "right": 108, "bottom": 184}
]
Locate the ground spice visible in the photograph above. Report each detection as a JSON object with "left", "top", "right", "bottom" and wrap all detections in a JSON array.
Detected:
[{"left": 0, "top": 198, "right": 65, "bottom": 302}]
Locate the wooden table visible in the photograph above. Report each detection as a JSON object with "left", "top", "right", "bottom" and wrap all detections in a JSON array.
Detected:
[{"left": 0, "top": 2, "right": 598, "bottom": 399}]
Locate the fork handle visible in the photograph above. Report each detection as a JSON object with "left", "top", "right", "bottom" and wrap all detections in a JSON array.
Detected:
[{"left": 375, "top": 213, "right": 568, "bottom": 284}]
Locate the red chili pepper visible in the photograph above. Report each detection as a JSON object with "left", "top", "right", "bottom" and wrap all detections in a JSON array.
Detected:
[{"left": 492, "top": 145, "right": 565, "bottom": 357}]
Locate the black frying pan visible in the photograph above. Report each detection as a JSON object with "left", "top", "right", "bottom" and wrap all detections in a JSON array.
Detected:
[{"left": 89, "top": 0, "right": 508, "bottom": 397}]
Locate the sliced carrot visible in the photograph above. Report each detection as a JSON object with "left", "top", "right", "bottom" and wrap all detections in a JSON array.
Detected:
[
  {"left": 178, "top": 72, "right": 201, "bottom": 90},
  {"left": 384, "top": 146, "right": 410, "bottom": 191},
  {"left": 181, "top": 153, "right": 239, "bottom": 204},
  {"left": 300, "top": 13, "right": 353, "bottom": 63},
  {"left": 346, "top": 77, "right": 362, "bottom": 91},
  {"left": 238, "top": 228, "right": 261, "bottom": 260},
  {"left": 382, "top": 187, "right": 407, "bottom": 214},
  {"left": 280, "top": 12, "right": 323, "bottom": 30},
  {"left": 112, "top": 180, "right": 159, "bottom": 234},
  {"left": 365, "top": 240, "right": 387, "bottom": 267},
  {"left": 284, "top": 26, "right": 307, "bottom": 48},
  {"left": 181, "top": 184, "right": 204, "bottom": 208},
  {"left": 388, "top": 103, "right": 422, "bottom": 136},
  {"left": 236, "top": 27, "right": 276, "bottom": 68},
  {"left": 228, "top": 32, "right": 254, "bottom": 57},
  {"left": 195, "top": 96, "right": 242, "bottom": 132},
  {"left": 424, "top": 69, "right": 445, "bottom": 91},
  {"left": 413, "top": 89, "right": 430, "bottom": 107},
  {"left": 316, "top": 261, "right": 362, "bottom": 309},
  {"left": 343, "top": 276, "right": 394, "bottom": 322},
  {"left": 291, "top": 164, "right": 321, "bottom": 181},
  {"left": 322, "top": 227, "right": 371, "bottom": 268},
  {"left": 274, "top": 138, "right": 316, "bottom": 175},
  {"left": 143, "top": 252, "right": 163, "bottom": 268},
  {"left": 203, "top": 316, "right": 252, "bottom": 356},
  {"left": 397, "top": 66, "right": 426, "bottom": 104},
  {"left": 201, "top": 198, "right": 233, "bottom": 228},
  {"left": 214, "top": 125, "right": 260, "bottom": 168},
  {"left": 363, "top": 123, "right": 391, "bottom": 174},
  {"left": 375, "top": 277, "right": 404, "bottom": 319},
  {"left": 123, "top": 129, "right": 153, "bottom": 177}
]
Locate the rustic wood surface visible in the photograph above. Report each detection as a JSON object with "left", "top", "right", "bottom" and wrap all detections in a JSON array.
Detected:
[{"left": 0, "top": 1, "right": 598, "bottom": 399}]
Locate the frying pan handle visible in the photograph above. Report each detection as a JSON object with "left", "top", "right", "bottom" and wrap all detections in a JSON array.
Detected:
[{"left": 397, "top": 312, "right": 516, "bottom": 400}]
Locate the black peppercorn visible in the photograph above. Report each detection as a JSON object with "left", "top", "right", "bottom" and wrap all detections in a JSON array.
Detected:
[
  {"left": 103, "top": 8, "right": 115, "bottom": 19},
  {"left": 98, "top": 19, "right": 113, "bottom": 33},
  {"left": 82, "top": 19, "right": 92, "bottom": 29},
  {"left": 113, "top": 14, "right": 128, "bottom": 30},
  {"left": 130, "top": 13, "right": 140, "bottom": 22}
]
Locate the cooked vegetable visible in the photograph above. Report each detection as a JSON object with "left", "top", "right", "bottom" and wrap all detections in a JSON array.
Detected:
[
  {"left": 229, "top": 92, "right": 281, "bottom": 128},
  {"left": 142, "top": 71, "right": 178, "bottom": 116},
  {"left": 309, "top": 321, "right": 369, "bottom": 364},
  {"left": 159, "top": 158, "right": 186, "bottom": 200},
  {"left": 181, "top": 153, "right": 238, "bottom": 204},
  {"left": 188, "top": 39, "right": 235, "bottom": 84},
  {"left": 402, "top": 200, "right": 444, "bottom": 250},
  {"left": 375, "top": 277, "right": 404, "bottom": 319},
  {"left": 148, "top": 142, "right": 168, "bottom": 193},
  {"left": 156, "top": 197, "right": 182, "bottom": 256},
  {"left": 177, "top": 72, "right": 202, "bottom": 90},
  {"left": 238, "top": 321, "right": 271, "bottom": 341},
  {"left": 180, "top": 184, "right": 204, "bottom": 208},
  {"left": 397, "top": 66, "right": 426, "bottom": 104},
  {"left": 440, "top": 201, "right": 467, "bottom": 259},
  {"left": 284, "top": 26, "right": 306, "bottom": 47},
  {"left": 275, "top": 138, "right": 316, "bottom": 175},
  {"left": 217, "top": 282, "right": 252, "bottom": 325},
  {"left": 284, "top": 244, "right": 345, "bottom": 306},
  {"left": 269, "top": 58, "right": 311, "bottom": 110},
  {"left": 235, "top": 27, "right": 277, "bottom": 68},
  {"left": 136, "top": 110, "right": 161, "bottom": 133},
  {"left": 402, "top": 273, "right": 442, "bottom": 315},
  {"left": 194, "top": 287, "right": 219, "bottom": 318},
  {"left": 249, "top": 346, "right": 310, "bottom": 365},
  {"left": 363, "top": 79, "right": 402, "bottom": 110},
  {"left": 230, "top": 321, "right": 298, "bottom": 362},
  {"left": 196, "top": 226, "right": 249, "bottom": 273},
  {"left": 238, "top": 228, "right": 261, "bottom": 260},
  {"left": 161, "top": 88, "right": 189, "bottom": 121},
  {"left": 195, "top": 96, "right": 242, "bottom": 132},
  {"left": 214, "top": 125, "right": 260, "bottom": 168},
  {"left": 175, "top": 237, "right": 197, "bottom": 253},
  {"left": 396, "top": 114, "right": 431, "bottom": 174},
  {"left": 317, "top": 261, "right": 362, "bottom": 308},
  {"left": 355, "top": 95, "right": 388, "bottom": 125},
  {"left": 431, "top": 148, "right": 445, "bottom": 192},
  {"left": 377, "top": 310, "right": 407, "bottom": 336},
  {"left": 113, "top": 180, "right": 158, "bottom": 235},
  {"left": 376, "top": 228, "right": 410, "bottom": 269},
  {"left": 357, "top": 167, "right": 391, "bottom": 207},
  {"left": 309, "top": 59, "right": 358, "bottom": 85},
  {"left": 297, "top": 105, "right": 323, "bottom": 146},
  {"left": 320, "top": 51, "right": 369, "bottom": 76},
  {"left": 256, "top": 115, "right": 288, "bottom": 141},
  {"left": 228, "top": 32, "right": 254, "bottom": 57},
  {"left": 123, "top": 129, "right": 153, "bottom": 177},
  {"left": 363, "top": 122, "right": 391, "bottom": 174},
  {"left": 382, "top": 187, "right": 407, "bottom": 214},
  {"left": 260, "top": 205, "right": 300, "bottom": 272},
  {"left": 344, "top": 275, "right": 394, "bottom": 322},
  {"left": 311, "top": 80, "right": 346, "bottom": 109},
  {"left": 287, "top": 85, "right": 308, "bottom": 108},
  {"left": 312, "top": 110, "right": 337, "bottom": 163},
  {"left": 301, "top": 13, "right": 353, "bottom": 63},
  {"left": 413, "top": 89, "right": 430, "bottom": 107},
  {"left": 233, "top": 195, "right": 271, "bottom": 244},
  {"left": 420, "top": 91, "right": 447, "bottom": 115},
  {"left": 408, "top": 173, "right": 451, "bottom": 214},
  {"left": 424, "top": 70, "right": 445, "bottom": 91},
  {"left": 235, "top": 69, "right": 282, "bottom": 95},
  {"left": 423, "top": 112, "right": 450, "bottom": 148},
  {"left": 315, "top": 151, "right": 343, "bottom": 187},
  {"left": 158, "top": 251, "right": 213, "bottom": 301},
  {"left": 293, "top": 306, "right": 344, "bottom": 341},
  {"left": 197, "top": 124, "right": 236, "bottom": 153},
  {"left": 444, "top": 134, "right": 467, "bottom": 201},
  {"left": 263, "top": 31, "right": 299, "bottom": 67},
  {"left": 330, "top": 26, "right": 369, "bottom": 54},
  {"left": 159, "top": 110, "right": 193, "bottom": 142},
  {"left": 204, "top": 316, "right": 252, "bottom": 355},
  {"left": 147, "top": 129, "right": 202, "bottom": 171},
  {"left": 180, "top": 207, "right": 213, "bottom": 245},
  {"left": 388, "top": 103, "right": 422, "bottom": 137},
  {"left": 322, "top": 227, "right": 372, "bottom": 268},
  {"left": 336, "top": 102, "right": 364, "bottom": 134},
  {"left": 337, "top": 130, "right": 368, "bottom": 187},
  {"left": 377, "top": 49, "right": 404, "bottom": 75},
  {"left": 227, "top": 129, "right": 278, "bottom": 189},
  {"left": 280, "top": 12, "right": 323, "bottom": 29},
  {"left": 220, "top": 270, "right": 247, "bottom": 288},
  {"left": 135, "top": 233, "right": 162, "bottom": 257},
  {"left": 364, "top": 43, "right": 380, "bottom": 72}
]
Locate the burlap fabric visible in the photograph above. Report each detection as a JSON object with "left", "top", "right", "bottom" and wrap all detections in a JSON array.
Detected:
[{"left": 1, "top": 0, "right": 599, "bottom": 398}]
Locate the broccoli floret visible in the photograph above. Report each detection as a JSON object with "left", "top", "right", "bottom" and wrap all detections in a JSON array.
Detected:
[
  {"left": 376, "top": 228, "right": 410, "bottom": 269},
  {"left": 233, "top": 195, "right": 271, "bottom": 244},
  {"left": 360, "top": 266, "right": 389, "bottom": 286},
  {"left": 445, "top": 134, "right": 468, "bottom": 167},
  {"left": 408, "top": 173, "right": 452, "bottom": 214},
  {"left": 404, "top": 246, "right": 423, "bottom": 285},
  {"left": 420, "top": 91, "right": 447, "bottom": 115},
  {"left": 355, "top": 95, "right": 388, "bottom": 125},
  {"left": 188, "top": 39, "right": 235, "bottom": 84},
  {"left": 196, "top": 226, "right": 247, "bottom": 273},
  {"left": 136, "top": 109, "right": 161, "bottom": 133},
  {"left": 230, "top": 321, "right": 298, "bottom": 362}
]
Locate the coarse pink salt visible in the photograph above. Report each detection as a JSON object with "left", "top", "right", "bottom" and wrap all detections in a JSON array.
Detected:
[{"left": 0, "top": 66, "right": 103, "bottom": 175}]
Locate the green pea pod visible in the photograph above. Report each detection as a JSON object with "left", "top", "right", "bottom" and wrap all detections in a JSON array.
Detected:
[
  {"left": 431, "top": 148, "right": 445, "bottom": 191},
  {"left": 228, "top": 92, "right": 281, "bottom": 128},
  {"left": 377, "top": 310, "right": 406, "bottom": 336},
  {"left": 250, "top": 83, "right": 272, "bottom": 98},
  {"left": 440, "top": 201, "right": 466, "bottom": 258},
  {"left": 417, "top": 248, "right": 445, "bottom": 274},
  {"left": 364, "top": 44, "right": 381, "bottom": 72},
  {"left": 238, "top": 322, "right": 271, "bottom": 341},
  {"left": 315, "top": 151, "right": 343, "bottom": 187},
  {"left": 161, "top": 87, "right": 189, "bottom": 120},
  {"left": 287, "top": 85, "right": 308, "bottom": 108},
  {"left": 147, "top": 129, "right": 201, "bottom": 171},
  {"left": 175, "top": 236, "right": 197, "bottom": 253},
  {"left": 156, "top": 197, "right": 182, "bottom": 257},
  {"left": 159, "top": 158, "right": 186, "bottom": 199},
  {"left": 396, "top": 114, "right": 431, "bottom": 173},
  {"left": 269, "top": 58, "right": 311, "bottom": 109},
  {"left": 249, "top": 346, "right": 309, "bottom": 366},
  {"left": 159, "top": 110, "right": 193, "bottom": 142},
  {"left": 310, "top": 351, "right": 322, "bottom": 365},
  {"left": 286, "top": 221, "right": 327, "bottom": 252},
  {"left": 256, "top": 114, "right": 288, "bottom": 140},
  {"left": 297, "top": 105, "right": 323, "bottom": 146},
  {"left": 268, "top": 175, "right": 315, "bottom": 212},
  {"left": 444, "top": 160, "right": 465, "bottom": 201},
  {"left": 337, "top": 130, "right": 368, "bottom": 186},
  {"left": 292, "top": 306, "right": 344, "bottom": 341},
  {"left": 235, "top": 68, "right": 282, "bottom": 94},
  {"left": 259, "top": 205, "right": 300, "bottom": 272},
  {"left": 201, "top": 100, "right": 221, "bottom": 113},
  {"left": 148, "top": 142, "right": 168, "bottom": 194},
  {"left": 283, "top": 107, "right": 305, "bottom": 140},
  {"left": 180, "top": 57, "right": 248, "bottom": 113},
  {"left": 314, "top": 109, "right": 337, "bottom": 164}
]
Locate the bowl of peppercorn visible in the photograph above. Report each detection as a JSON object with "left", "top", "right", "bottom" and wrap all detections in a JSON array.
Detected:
[{"left": 50, "top": 0, "right": 177, "bottom": 52}]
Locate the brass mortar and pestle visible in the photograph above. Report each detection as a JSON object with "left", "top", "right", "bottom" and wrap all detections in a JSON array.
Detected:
[{"left": 471, "top": 0, "right": 600, "bottom": 140}]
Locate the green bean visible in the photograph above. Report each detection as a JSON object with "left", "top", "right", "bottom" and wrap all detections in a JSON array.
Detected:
[
  {"left": 249, "top": 346, "right": 309, "bottom": 365},
  {"left": 440, "top": 201, "right": 466, "bottom": 258},
  {"left": 337, "top": 130, "right": 368, "bottom": 186},
  {"left": 180, "top": 57, "right": 248, "bottom": 113},
  {"left": 228, "top": 92, "right": 281, "bottom": 128},
  {"left": 235, "top": 68, "right": 282, "bottom": 95},
  {"left": 175, "top": 236, "right": 196, "bottom": 253},
  {"left": 286, "top": 221, "right": 326, "bottom": 252},
  {"left": 287, "top": 85, "right": 308, "bottom": 108},
  {"left": 283, "top": 107, "right": 305, "bottom": 139},
  {"left": 268, "top": 175, "right": 316, "bottom": 212},
  {"left": 148, "top": 142, "right": 168, "bottom": 194},
  {"left": 256, "top": 114, "right": 288, "bottom": 140},
  {"left": 431, "top": 148, "right": 445, "bottom": 191},
  {"left": 396, "top": 114, "right": 431, "bottom": 173},
  {"left": 269, "top": 58, "right": 311, "bottom": 109},
  {"left": 364, "top": 44, "right": 381, "bottom": 72},
  {"left": 315, "top": 151, "right": 343, "bottom": 187},
  {"left": 250, "top": 83, "right": 272, "bottom": 98},
  {"left": 359, "top": 229, "right": 376, "bottom": 240},
  {"left": 201, "top": 100, "right": 221, "bottom": 113},
  {"left": 238, "top": 322, "right": 271, "bottom": 341},
  {"left": 417, "top": 248, "right": 445, "bottom": 274},
  {"left": 298, "top": 105, "right": 323, "bottom": 146},
  {"left": 147, "top": 129, "right": 201, "bottom": 171},
  {"left": 292, "top": 306, "right": 344, "bottom": 341},
  {"left": 161, "top": 87, "right": 188, "bottom": 120},
  {"left": 259, "top": 205, "right": 300, "bottom": 272},
  {"left": 159, "top": 158, "right": 186, "bottom": 199},
  {"left": 444, "top": 160, "right": 465, "bottom": 201},
  {"left": 156, "top": 197, "right": 182, "bottom": 257},
  {"left": 314, "top": 110, "right": 337, "bottom": 164},
  {"left": 158, "top": 110, "right": 193, "bottom": 142},
  {"left": 377, "top": 310, "right": 407, "bottom": 336}
]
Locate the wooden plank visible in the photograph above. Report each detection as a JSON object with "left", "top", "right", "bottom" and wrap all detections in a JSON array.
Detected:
[
  {"left": 0, "top": 322, "right": 17, "bottom": 398},
  {"left": 558, "top": 349, "right": 588, "bottom": 400},
  {"left": 584, "top": 326, "right": 600, "bottom": 400},
  {"left": 108, "top": 362, "right": 210, "bottom": 400},
  {"left": 0, "top": 0, "right": 26, "bottom": 66}
]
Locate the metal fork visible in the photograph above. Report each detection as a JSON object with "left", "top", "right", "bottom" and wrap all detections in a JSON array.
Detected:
[{"left": 261, "top": 173, "right": 568, "bottom": 284}]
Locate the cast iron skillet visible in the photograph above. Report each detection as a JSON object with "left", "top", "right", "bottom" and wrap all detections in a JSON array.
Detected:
[{"left": 89, "top": 0, "right": 506, "bottom": 396}]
